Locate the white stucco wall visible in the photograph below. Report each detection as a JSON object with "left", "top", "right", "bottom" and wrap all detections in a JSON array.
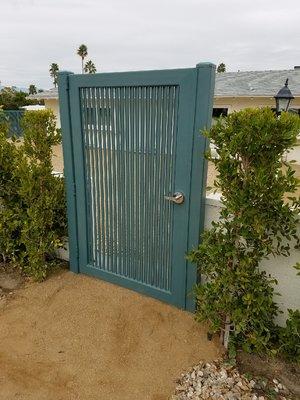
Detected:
[
  {"left": 45, "top": 99, "right": 61, "bottom": 128},
  {"left": 205, "top": 194, "right": 300, "bottom": 326},
  {"left": 214, "top": 96, "right": 300, "bottom": 113}
]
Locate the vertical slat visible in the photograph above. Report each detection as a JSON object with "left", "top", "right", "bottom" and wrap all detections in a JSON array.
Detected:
[
  {"left": 144, "top": 86, "right": 151, "bottom": 284},
  {"left": 118, "top": 87, "right": 126, "bottom": 276},
  {"left": 114, "top": 87, "right": 123, "bottom": 275},
  {"left": 133, "top": 86, "right": 141, "bottom": 281},
  {"left": 166, "top": 86, "right": 178, "bottom": 290},
  {"left": 89, "top": 87, "right": 98, "bottom": 266},
  {"left": 98, "top": 87, "right": 107, "bottom": 270},
  {"left": 165, "top": 86, "right": 176, "bottom": 290},
  {"left": 124, "top": 86, "right": 131, "bottom": 278},
  {"left": 109, "top": 87, "right": 117, "bottom": 274},
  {"left": 159, "top": 86, "right": 167, "bottom": 289},
  {"left": 82, "top": 88, "right": 93, "bottom": 265},
  {"left": 104, "top": 87, "right": 113, "bottom": 271},
  {"left": 155, "top": 85, "right": 165, "bottom": 288},
  {"left": 150, "top": 85, "right": 157, "bottom": 286},
  {"left": 129, "top": 86, "right": 135, "bottom": 278},
  {"left": 149, "top": 86, "right": 157, "bottom": 286},
  {"left": 102, "top": 87, "right": 111, "bottom": 271},
  {"left": 91, "top": 87, "right": 101, "bottom": 268},
  {"left": 159, "top": 86, "right": 168, "bottom": 289}
]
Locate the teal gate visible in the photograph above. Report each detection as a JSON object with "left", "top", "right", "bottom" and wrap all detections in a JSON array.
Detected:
[
  {"left": 58, "top": 63, "right": 215, "bottom": 310},
  {"left": 3, "top": 110, "right": 24, "bottom": 137}
]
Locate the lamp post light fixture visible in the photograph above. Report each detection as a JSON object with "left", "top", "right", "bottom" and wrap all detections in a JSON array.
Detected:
[{"left": 274, "top": 78, "right": 294, "bottom": 115}]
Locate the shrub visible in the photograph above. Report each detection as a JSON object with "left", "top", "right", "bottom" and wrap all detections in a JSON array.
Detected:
[
  {"left": 278, "top": 309, "right": 300, "bottom": 363},
  {"left": 188, "top": 108, "right": 300, "bottom": 354},
  {"left": 0, "top": 110, "right": 67, "bottom": 280},
  {"left": 0, "top": 109, "right": 9, "bottom": 132}
]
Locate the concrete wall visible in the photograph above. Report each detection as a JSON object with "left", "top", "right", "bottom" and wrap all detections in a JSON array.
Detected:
[{"left": 205, "top": 194, "right": 300, "bottom": 326}]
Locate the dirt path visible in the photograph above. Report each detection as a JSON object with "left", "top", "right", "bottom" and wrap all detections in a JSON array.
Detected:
[{"left": 0, "top": 271, "right": 222, "bottom": 400}]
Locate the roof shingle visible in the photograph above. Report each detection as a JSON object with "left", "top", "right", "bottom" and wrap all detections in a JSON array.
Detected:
[{"left": 215, "top": 69, "right": 300, "bottom": 97}]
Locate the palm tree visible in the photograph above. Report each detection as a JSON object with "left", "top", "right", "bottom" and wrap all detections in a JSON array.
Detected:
[
  {"left": 28, "top": 84, "right": 37, "bottom": 95},
  {"left": 84, "top": 60, "right": 97, "bottom": 74},
  {"left": 77, "top": 44, "right": 88, "bottom": 74},
  {"left": 217, "top": 63, "right": 226, "bottom": 73},
  {"left": 49, "top": 63, "right": 59, "bottom": 88}
]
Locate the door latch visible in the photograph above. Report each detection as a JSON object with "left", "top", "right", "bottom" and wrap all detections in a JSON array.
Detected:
[{"left": 164, "top": 192, "right": 185, "bottom": 204}]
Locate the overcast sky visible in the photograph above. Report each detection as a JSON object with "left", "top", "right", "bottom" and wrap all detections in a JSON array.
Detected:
[{"left": 1, "top": 0, "right": 300, "bottom": 89}]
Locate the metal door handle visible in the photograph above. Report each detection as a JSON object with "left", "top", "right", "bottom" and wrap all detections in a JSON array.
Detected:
[{"left": 164, "top": 192, "right": 184, "bottom": 204}]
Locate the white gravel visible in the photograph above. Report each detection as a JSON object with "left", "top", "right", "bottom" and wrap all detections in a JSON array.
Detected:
[{"left": 171, "top": 360, "right": 292, "bottom": 400}]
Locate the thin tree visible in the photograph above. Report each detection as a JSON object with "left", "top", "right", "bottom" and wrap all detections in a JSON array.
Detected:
[
  {"left": 77, "top": 44, "right": 88, "bottom": 73},
  {"left": 28, "top": 84, "right": 37, "bottom": 95},
  {"left": 49, "top": 63, "right": 59, "bottom": 88},
  {"left": 84, "top": 60, "right": 97, "bottom": 74},
  {"left": 217, "top": 63, "right": 226, "bottom": 73}
]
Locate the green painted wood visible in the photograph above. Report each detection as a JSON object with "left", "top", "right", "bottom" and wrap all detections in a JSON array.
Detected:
[
  {"left": 69, "top": 84, "right": 89, "bottom": 269},
  {"left": 4, "top": 110, "right": 24, "bottom": 137},
  {"left": 57, "top": 71, "right": 79, "bottom": 273},
  {"left": 59, "top": 65, "right": 215, "bottom": 309},
  {"left": 186, "top": 62, "right": 216, "bottom": 311}
]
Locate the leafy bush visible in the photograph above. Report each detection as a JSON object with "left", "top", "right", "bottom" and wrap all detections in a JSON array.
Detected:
[
  {"left": 0, "top": 87, "right": 41, "bottom": 110},
  {"left": 188, "top": 108, "right": 300, "bottom": 354},
  {"left": 278, "top": 309, "right": 300, "bottom": 362},
  {"left": 0, "top": 109, "right": 9, "bottom": 132},
  {"left": 0, "top": 110, "right": 67, "bottom": 280}
]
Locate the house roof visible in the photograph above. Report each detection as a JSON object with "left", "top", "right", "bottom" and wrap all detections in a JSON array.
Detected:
[
  {"left": 214, "top": 69, "right": 300, "bottom": 97},
  {"left": 28, "top": 88, "right": 58, "bottom": 100},
  {"left": 29, "top": 68, "right": 300, "bottom": 100}
]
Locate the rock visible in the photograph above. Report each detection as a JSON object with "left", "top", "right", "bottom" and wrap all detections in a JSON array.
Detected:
[{"left": 173, "top": 360, "right": 262, "bottom": 400}]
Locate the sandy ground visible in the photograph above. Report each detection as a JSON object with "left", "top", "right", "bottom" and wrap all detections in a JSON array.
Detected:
[
  {"left": 0, "top": 270, "right": 222, "bottom": 400},
  {"left": 52, "top": 144, "right": 64, "bottom": 173}
]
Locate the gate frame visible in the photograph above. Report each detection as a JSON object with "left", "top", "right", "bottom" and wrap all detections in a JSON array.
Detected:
[{"left": 58, "top": 62, "right": 215, "bottom": 311}]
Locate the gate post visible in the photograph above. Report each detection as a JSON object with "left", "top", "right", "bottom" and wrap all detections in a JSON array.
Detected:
[
  {"left": 58, "top": 71, "right": 79, "bottom": 273},
  {"left": 185, "top": 62, "right": 216, "bottom": 311}
]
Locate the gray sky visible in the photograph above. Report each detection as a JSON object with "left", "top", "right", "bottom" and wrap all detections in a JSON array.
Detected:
[{"left": 1, "top": 0, "right": 300, "bottom": 89}]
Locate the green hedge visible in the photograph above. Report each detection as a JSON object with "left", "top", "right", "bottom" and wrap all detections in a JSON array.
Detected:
[
  {"left": 0, "top": 109, "right": 67, "bottom": 280},
  {"left": 188, "top": 108, "right": 300, "bottom": 361}
]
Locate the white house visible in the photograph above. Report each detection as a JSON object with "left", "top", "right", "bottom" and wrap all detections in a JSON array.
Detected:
[{"left": 213, "top": 67, "right": 300, "bottom": 116}]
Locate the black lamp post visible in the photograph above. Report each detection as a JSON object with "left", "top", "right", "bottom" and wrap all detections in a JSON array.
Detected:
[{"left": 274, "top": 78, "right": 294, "bottom": 115}]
